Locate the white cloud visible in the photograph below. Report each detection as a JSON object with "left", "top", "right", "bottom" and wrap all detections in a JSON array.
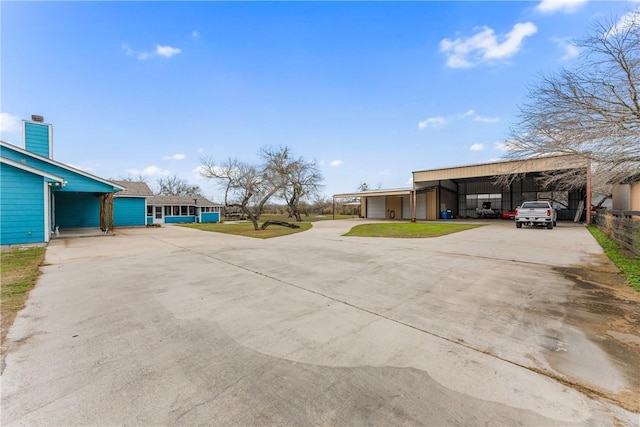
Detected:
[
  {"left": 163, "top": 153, "right": 186, "bottom": 161},
  {"left": 470, "top": 143, "right": 485, "bottom": 151},
  {"left": 127, "top": 165, "right": 171, "bottom": 177},
  {"left": 551, "top": 37, "right": 581, "bottom": 60},
  {"left": 0, "top": 112, "right": 21, "bottom": 133},
  {"left": 610, "top": 9, "right": 640, "bottom": 37},
  {"left": 461, "top": 109, "right": 475, "bottom": 117},
  {"left": 418, "top": 117, "right": 446, "bottom": 129},
  {"left": 122, "top": 44, "right": 134, "bottom": 56},
  {"left": 330, "top": 160, "right": 342, "bottom": 167},
  {"left": 123, "top": 43, "right": 181, "bottom": 60},
  {"left": 192, "top": 165, "right": 209, "bottom": 180},
  {"left": 156, "top": 45, "right": 181, "bottom": 58},
  {"left": 475, "top": 116, "right": 500, "bottom": 123},
  {"left": 536, "top": 0, "right": 588, "bottom": 14},
  {"left": 494, "top": 141, "right": 510, "bottom": 151},
  {"left": 440, "top": 22, "right": 537, "bottom": 68}
]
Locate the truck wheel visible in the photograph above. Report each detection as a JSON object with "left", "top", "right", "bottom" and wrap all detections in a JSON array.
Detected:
[
  {"left": 516, "top": 222, "right": 522, "bottom": 228},
  {"left": 547, "top": 222, "right": 553, "bottom": 229}
]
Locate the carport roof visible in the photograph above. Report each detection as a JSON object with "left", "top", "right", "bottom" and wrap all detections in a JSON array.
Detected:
[
  {"left": 333, "top": 188, "right": 412, "bottom": 198},
  {"left": 413, "top": 154, "right": 587, "bottom": 182}
]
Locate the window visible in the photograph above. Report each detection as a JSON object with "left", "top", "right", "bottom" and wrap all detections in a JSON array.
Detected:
[
  {"left": 147, "top": 206, "right": 153, "bottom": 216},
  {"left": 165, "top": 206, "right": 172, "bottom": 216},
  {"left": 188, "top": 206, "right": 195, "bottom": 215},
  {"left": 173, "top": 206, "right": 180, "bottom": 215},
  {"left": 181, "top": 206, "right": 188, "bottom": 215}
]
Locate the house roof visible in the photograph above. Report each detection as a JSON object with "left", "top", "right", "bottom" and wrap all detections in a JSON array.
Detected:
[
  {"left": 0, "top": 140, "right": 125, "bottom": 191},
  {"left": 0, "top": 157, "right": 65, "bottom": 184},
  {"left": 147, "top": 195, "right": 222, "bottom": 207},
  {"left": 111, "top": 181, "right": 154, "bottom": 197}
]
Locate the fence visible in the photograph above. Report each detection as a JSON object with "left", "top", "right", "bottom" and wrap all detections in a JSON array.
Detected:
[{"left": 595, "top": 210, "right": 640, "bottom": 256}]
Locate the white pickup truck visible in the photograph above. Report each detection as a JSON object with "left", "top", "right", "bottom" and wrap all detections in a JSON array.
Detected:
[{"left": 515, "top": 201, "right": 557, "bottom": 229}]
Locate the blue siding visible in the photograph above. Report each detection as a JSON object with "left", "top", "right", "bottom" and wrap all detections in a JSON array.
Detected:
[
  {"left": 114, "top": 198, "right": 146, "bottom": 226},
  {"left": 165, "top": 216, "right": 196, "bottom": 224},
  {"left": 0, "top": 163, "right": 46, "bottom": 245},
  {"left": 201, "top": 212, "right": 220, "bottom": 223},
  {"left": 1, "top": 145, "right": 118, "bottom": 193},
  {"left": 147, "top": 216, "right": 153, "bottom": 225},
  {"left": 54, "top": 192, "right": 100, "bottom": 228},
  {"left": 24, "top": 122, "right": 51, "bottom": 158}
]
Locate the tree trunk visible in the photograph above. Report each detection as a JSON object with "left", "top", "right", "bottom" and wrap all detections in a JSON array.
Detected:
[{"left": 261, "top": 220, "right": 300, "bottom": 230}]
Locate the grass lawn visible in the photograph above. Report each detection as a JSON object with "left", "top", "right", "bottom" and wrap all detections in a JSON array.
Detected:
[
  {"left": 260, "top": 213, "right": 358, "bottom": 222},
  {"left": 183, "top": 221, "right": 313, "bottom": 239},
  {"left": 588, "top": 226, "right": 640, "bottom": 291},
  {"left": 1, "top": 247, "right": 46, "bottom": 347},
  {"left": 343, "top": 222, "right": 484, "bottom": 238}
]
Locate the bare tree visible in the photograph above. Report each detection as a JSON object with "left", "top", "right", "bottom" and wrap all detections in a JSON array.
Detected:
[
  {"left": 502, "top": 10, "right": 640, "bottom": 198},
  {"left": 201, "top": 147, "right": 324, "bottom": 229},
  {"left": 357, "top": 182, "right": 370, "bottom": 192},
  {"left": 261, "top": 146, "right": 324, "bottom": 221},
  {"left": 357, "top": 182, "right": 383, "bottom": 192},
  {"left": 117, "top": 173, "right": 149, "bottom": 183},
  {"left": 200, "top": 156, "right": 242, "bottom": 206},
  {"left": 200, "top": 149, "right": 287, "bottom": 230},
  {"left": 156, "top": 175, "right": 202, "bottom": 196}
]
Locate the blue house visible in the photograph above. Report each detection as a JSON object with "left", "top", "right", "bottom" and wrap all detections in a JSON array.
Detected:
[
  {"left": 111, "top": 180, "right": 154, "bottom": 227},
  {"left": 0, "top": 116, "right": 124, "bottom": 247},
  {"left": 146, "top": 195, "right": 223, "bottom": 225}
]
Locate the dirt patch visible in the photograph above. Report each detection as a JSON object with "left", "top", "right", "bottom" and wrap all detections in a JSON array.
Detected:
[{"left": 553, "top": 255, "right": 640, "bottom": 412}]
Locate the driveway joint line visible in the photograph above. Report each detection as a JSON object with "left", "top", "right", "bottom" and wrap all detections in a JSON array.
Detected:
[{"left": 156, "top": 237, "right": 618, "bottom": 408}]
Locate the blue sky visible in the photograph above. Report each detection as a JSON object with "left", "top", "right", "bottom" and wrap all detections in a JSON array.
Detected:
[{"left": 1, "top": 0, "right": 636, "bottom": 202}]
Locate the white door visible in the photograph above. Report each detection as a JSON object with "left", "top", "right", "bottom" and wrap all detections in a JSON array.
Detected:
[
  {"left": 153, "top": 206, "right": 164, "bottom": 224},
  {"left": 402, "top": 196, "right": 411, "bottom": 219},
  {"left": 367, "top": 197, "right": 386, "bottom": 219}
]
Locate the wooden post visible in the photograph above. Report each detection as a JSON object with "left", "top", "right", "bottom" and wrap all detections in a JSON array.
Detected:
[
  {"left": 108, "top": 193, "right": 114, "bottom": 232},
  {"left": 100, "top": 195, "right": 107, "bottom": 231}
]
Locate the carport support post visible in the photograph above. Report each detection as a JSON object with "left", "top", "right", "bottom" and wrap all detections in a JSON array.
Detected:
[
  {"left": 100, "top": 195, "right": 107, "bottom": 231},
  {"left": 332, "top": 197, "right": 335, "bottom": 220},
  {"left": 411, "top": 177, "right": 417, "bottom": 222},
  {"left": 108, "top": 193, "right": 114, "bottom": 232}
]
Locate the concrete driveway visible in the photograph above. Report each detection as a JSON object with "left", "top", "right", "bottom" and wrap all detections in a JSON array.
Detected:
[{"left": 2, "top": 219, "right": 639, "bottom": 426}]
